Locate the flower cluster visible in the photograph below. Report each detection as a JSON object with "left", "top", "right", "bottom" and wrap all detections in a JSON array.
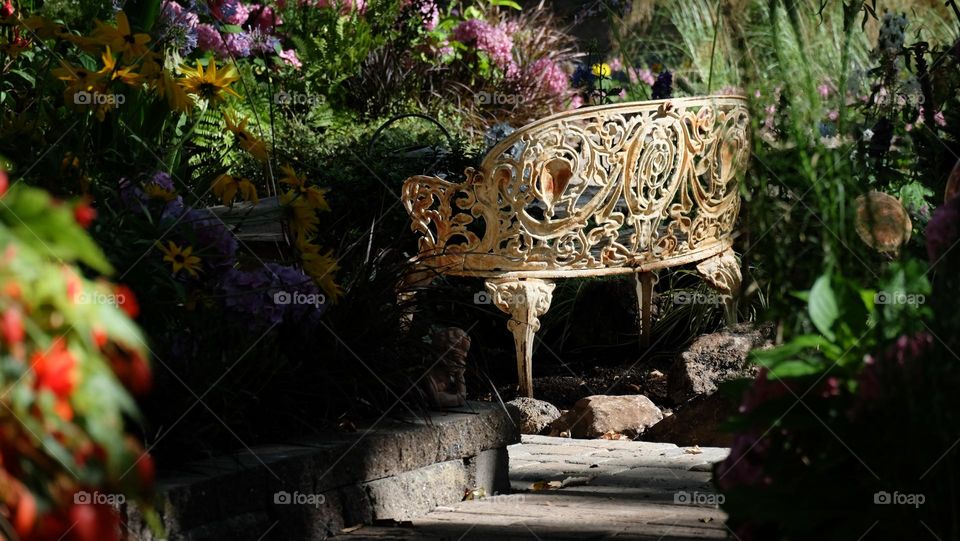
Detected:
[
  {"left": 0, "top": 181, "right": 154, "bottom": 541},
  {"left": 158, "top": 0, "right": 297, "bottom": 65},
  {"left": 452, "top": 18, "right": 517, "bottom": 77}
]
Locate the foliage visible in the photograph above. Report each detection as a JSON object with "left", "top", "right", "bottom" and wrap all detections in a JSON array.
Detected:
[{"left": 0, "top": 173, "right": 155, "bottom": 540}]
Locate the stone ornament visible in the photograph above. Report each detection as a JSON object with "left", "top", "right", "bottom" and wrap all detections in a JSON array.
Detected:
[
  {"left": 402, "top": 96, "right": 750, "bottom": 397},
  {"left": 425, "top": 327, "right": 470, "bottom": 408}
]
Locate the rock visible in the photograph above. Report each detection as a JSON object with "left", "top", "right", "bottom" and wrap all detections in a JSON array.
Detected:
[
  {"left": 643, "top": 393, "right": 737, "bottom": 448},
  {"left": 668, "top": 323, "right": 773, "bottom": 404},
  {"left": 506, "top": 397, "right": 561, "bottom": 435},
  {"left": 549, "top": 395, "right": 663, "bottom": 439}
]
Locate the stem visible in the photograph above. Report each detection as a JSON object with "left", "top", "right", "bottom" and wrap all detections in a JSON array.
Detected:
[{"left": 707, "top": 0, "right": 723, "bottom": 93}]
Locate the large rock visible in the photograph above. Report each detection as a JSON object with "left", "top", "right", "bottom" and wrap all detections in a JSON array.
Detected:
[
  {"left": 668, "top": 323, "right": 773, "bottom": 404},
  {"left": 549, "top": 395, "right": 663, "bottom": 439},
  {"left": 643, "top": 393, "right": 737, "bottom": 447},
  {"left": 506, "top": 397, "right": 561, "bottom": 435}
]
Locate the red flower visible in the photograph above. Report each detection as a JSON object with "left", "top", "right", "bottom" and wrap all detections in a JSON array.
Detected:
[
  {"left": 113, "top": 284, "right": 139, "bottom": 318},
  {"left": 0, "top": 169, "right": 8, "bottom": 196},
  {"left": 0, "top": 1, "right": 14, "bottom": 18},
  {"left": 72, "top": 199, "right": 96, "bottom": 228},
  {"left": 2, "top": 308, "right": 24, "bottom": 346},
  {"left": 31, "top": 338, "right": 78, "bottom": 398}
]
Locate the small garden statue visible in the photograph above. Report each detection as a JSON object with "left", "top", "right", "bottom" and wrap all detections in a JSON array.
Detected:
[{"left": 425, "top": 327, "right": 471, "bottom": 408}]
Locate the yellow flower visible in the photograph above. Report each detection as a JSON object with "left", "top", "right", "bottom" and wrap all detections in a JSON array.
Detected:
[
  {"left": 211, "top": 174, "right": 259, "bottom": 206},
  {"left": 22, "top": 15, "right": 69, "bottom": 40},
  {"left": 300, "top": 244, "right": 342, "bottom": 303},
  {"left": 284, "top": 199, "right": 319, "bottom": 240},
  {"left": 144, "top": 183, "right": 177, "bottom": 202},
  {"left": 157, "top": 241, "right": 202, "bottom": 277},
  {"left": 279, "top": 165, "right": 330, "bottom": 211},
  {"left": 224, "top": 112, "right": 269, "bottom": 161},
  {"left": 178, "top": 59, "right": 241, "bottom": 104},
  {"left": 591, "top": 63, "right": 611, "bottom": 78},
  {"left": 90, "top": 11, "right": 151, "bottom": 62},
  {"left": 98, "top": 46, "right": 140, "bottom": 86}
]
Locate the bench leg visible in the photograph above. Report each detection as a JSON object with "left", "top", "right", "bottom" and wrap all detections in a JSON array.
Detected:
[
  {"left": 695, "top": 248, "right": 742, "bottom": 326},
  {"left": 485, "top": 278, "right": 555, "bottom": 398},
  {"left": 635, "top": 272, "right": 657, "bottom": 348}
]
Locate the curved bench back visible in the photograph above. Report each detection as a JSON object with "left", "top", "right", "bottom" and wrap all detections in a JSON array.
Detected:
[{"left": 403, "top": 96, "right": 750, "bottom": 278}]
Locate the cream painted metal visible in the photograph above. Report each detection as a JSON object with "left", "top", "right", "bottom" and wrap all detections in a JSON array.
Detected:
[{"left": 402, "top": 96, "right": 750, "bottom": 397}]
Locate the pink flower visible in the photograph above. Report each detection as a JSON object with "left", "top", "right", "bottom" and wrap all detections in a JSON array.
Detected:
[
  {"left": 250, "top": 4, "right": 282, "bottom": 30},
  {"left": 279, "top": 48, "right": 302, "bottom": 69},
  {"left": 315, "top": 0, "right": 366, "bottom": 15},
  {"left": 817, "top": 83, "right": 831, "bottom": 98},
  {"left": 528, "top": 57, "right": 568, "bottom": 96},
  {"left": 210, "top": 0, "right": 250, "bottom": 24},
  {"left": 934, "top": 111, "right": 947, "bottom": 127},
  {"left": 608, "top": 58, "right": 623, "bottom": 72},
  {"left": 569, "top": 95, "right": 584, "bottom": 110},
  {"left": 452, "top": 19, "right": 516, "bottom": 74},
  {"left": 196, "top": 23, "right": 227, "bottom": 56},
  {"left": 827, "top": 109, "right": 839, "bottom": 121},
  {"left": 631, "top": 68, "right": 655, "bottom": 86},
  {"left": 405, "top": 0, "right": 439, "bottom": 31}
]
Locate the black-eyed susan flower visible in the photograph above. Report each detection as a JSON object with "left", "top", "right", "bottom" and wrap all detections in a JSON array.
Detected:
[
  {"left": 157, "top": 241, "right": 202, "bottom": 277},
  {"left": 300, "top": 244, "right": 342, "bottom": 303},
  {"left": 284, "top": 199, "right": 319, "bottom": 240},
  {"left": 279, "top": 165, "right": 330, "bottom": 211},
  {"left": 178, "top": 59, "right": 240, "bottom": 104},
  {"left": 98, "top": 46, "right": 141, "bottom": 86},
  {"left": 90, "top": 11, "right": 151, "bottom": 63},
  {"left": 223, "top": 112, "right": 269, "bottom": 162},
  {"left": 211, "top": 174, "right": 259, "bottom": 206}
]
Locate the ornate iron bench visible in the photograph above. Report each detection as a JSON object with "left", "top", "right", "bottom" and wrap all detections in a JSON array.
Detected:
[{"left": 401, "top": 96, "right": 750, "bottom": 397}]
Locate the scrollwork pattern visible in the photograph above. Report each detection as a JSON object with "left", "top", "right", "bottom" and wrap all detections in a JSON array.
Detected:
[{"left": 402, "top": 96, "right": 750, "bottom": 276}]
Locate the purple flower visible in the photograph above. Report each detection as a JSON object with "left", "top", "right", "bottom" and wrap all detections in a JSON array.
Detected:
[
  {"left": 220, "top": 263, "right": 324, "bottom": 329},
  {"left": 651, "top": 70, "right": 673, "bottom": 100},
  {"left": 927, "top": 195, "right": 960, "bottom": 263},
  {"left": 159, "top": 205, "right": 238, "bottom": 270},
  {"left": 158, "top": 0, "right": 199, "bottom": 55},
  {"left": 224, "top": 31, "right": 253, "bottom": 57}
]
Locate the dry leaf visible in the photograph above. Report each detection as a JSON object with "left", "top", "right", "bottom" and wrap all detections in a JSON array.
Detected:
[{"left": 684, "top": 445, "right": 703, "bottom": 455}]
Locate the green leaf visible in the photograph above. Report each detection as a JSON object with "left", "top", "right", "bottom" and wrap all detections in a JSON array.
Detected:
[
  {"left": 767, "top": 359, "right": 823, "bottom": 378},
  {"left": 808, "top": 274, "right": 839, "bottom": 340},
  {"left": 489, "top": 0, "right": 523, "bottom": 9},
  {"left": 221, "top": 24, "right": 244, "bottom": 33}
]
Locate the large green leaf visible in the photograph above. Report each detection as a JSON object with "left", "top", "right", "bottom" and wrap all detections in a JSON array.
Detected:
[{"left": 808, "top": 274, "right": 839, "bottom": 340}]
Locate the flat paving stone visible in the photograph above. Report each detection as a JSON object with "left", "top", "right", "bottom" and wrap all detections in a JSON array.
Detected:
[{"left": 345, "top": 436, "right": 730, "bottom": 540}]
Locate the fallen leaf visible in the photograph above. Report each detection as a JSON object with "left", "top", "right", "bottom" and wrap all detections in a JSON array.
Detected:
[
  {"left": 684, "top": 445, "right": 703, "bottom": 455},
  {"left": 530, "top": 480, "right": 563, "bottom": 491}
]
